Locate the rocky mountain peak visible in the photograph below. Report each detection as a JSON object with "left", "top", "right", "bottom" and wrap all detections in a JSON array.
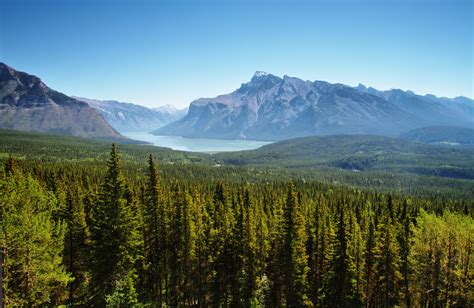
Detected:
[
  {"left": 0, "top": 63, "right": 123, "bottom": 139},
  {"left": 253, "top": 71, "right": 268, "bottom": 78},
  {"left": 156, "top": 72, "right": 474, "bottom": 141}
]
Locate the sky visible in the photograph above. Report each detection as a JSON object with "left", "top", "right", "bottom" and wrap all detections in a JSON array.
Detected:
[{"left": 1, "top": 0, "right": 472, "bottom": 108}]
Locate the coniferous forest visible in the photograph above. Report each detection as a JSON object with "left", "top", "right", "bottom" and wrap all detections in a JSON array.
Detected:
[
  {"left": 0, "top": 142, "right": 472, "bottom": 307},
  {"left": 2, "top": 0, "right": 474, "bottom": 306}
]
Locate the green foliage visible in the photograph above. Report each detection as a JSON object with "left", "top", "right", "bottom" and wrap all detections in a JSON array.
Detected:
[
  {"left": 0, "top": 171, "right": 70, "bottom": 306},
  {"left": 401, "top": 125, "right": 474, "bottom": 148},
  {"left": 3, "top": 129, "right": 474, "bottom": 199},
  {"left": 89, "top": 144, "right": 141, "bottom": 305},
  {"left": 281, "top": 183, "right": 309, "bottom": 306},
  {"left": 411, "top": 210, "right": 474, "bottom": 306},
  {"left": 0, "top": 133, "right": 473, "bottom": 306},
  {"left": 62, "top": 188, "right": 91, "bottom": 305},
  {"left": 325, "top": 203, "right": 359, "bottom": 307}
]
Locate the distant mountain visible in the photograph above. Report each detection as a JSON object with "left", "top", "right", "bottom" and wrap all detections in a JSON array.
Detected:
[
  {"left": 0, "top": 63, "right": 124, "bottom": 139},
  {"left": 155, "top": 72, "right": 473, "bottom": 140},
  {"left": 74, "top": 97, "right": 187, "bottom": 132},
  {"left": 152, "top": 105, "right": 188, "bottom": 125},
  {"left": 355, "top": 84, "right": 474, "bottom": 128},
  {"left": 400, "top": 126, "right": 474, "bottom": 148}
]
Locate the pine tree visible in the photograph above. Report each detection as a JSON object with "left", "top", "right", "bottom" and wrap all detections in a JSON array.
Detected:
[
  {"left": 242, "top": 189, "right": 257, "bottom": 306},
  {"left": 268, "top": 197, "right": 285, "bottom": 307},
  {"left": 191, "top": 189, "right": 211, "bottom": 306},
  {"left": 63, "top": 188, "right": 90, "bottom": 305},
  {"left": 142, "top": 154, "right": 166, "bottom": 304},
  {"left": 397, "top": 199, "right": 411, "bottom": 307},
  {"left": 307, "top": 197, "right": 321, "bottom": 306},
  {"left": 168, "top": 183, "right": 184, "bottom": 306},
  {"left": 89, "top": 144, "right": 139, "bottom": 305},
  {"left": 209, "top": 183, "right": 233, "bottom": 306},
  {"left": 364, "top": 219, "right": 376, "bottom": 307},
  {"left": 325, "top": 201, "right": 359, "bottom": 307},
  {"left": 0, "top": 172, "right": 70, "bottom": 306},
  {"left": 167, "top": 183, "right": 197, "bottom": 306},
  {"left": 281, "top": 182, "right": 308, "bottom": 306},
  {"left": 373, "top": 216, "right": 401, "bottom": 307}
]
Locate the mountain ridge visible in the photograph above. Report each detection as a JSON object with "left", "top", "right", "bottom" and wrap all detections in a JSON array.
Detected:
[
  {"left": 74, "top": 96, "right": 187, "bottom": 132},
  {"left": 0, "top": 62, "right": 125, "bottom": 139},
  {"left": 155, "top": 72, "right": 473, "bottom": 140}
]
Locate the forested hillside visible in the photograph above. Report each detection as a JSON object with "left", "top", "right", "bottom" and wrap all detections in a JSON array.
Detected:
[
  {"left": 0, "top": 143, "right": 472, "bottom": 306},
  {"left": 2, "top": 129, "right": 474, "bottom": 200},
  {"left": 400, "top": 126, "right": 474, "bottom": 148}
]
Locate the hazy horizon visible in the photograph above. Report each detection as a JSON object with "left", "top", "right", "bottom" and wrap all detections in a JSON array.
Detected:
[{"left": 1, "top": 0, "right": 472, "bottom": 109}]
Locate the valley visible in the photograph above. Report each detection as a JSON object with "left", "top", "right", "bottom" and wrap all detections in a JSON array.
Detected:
[
  {"left": 2, "top": 129, "right": 473, "bottom": 199},
  {"left": 121, "top": 131, "right": 273, "bottom": 152},
  {"left": 1, "top": 2, "right": 473, "bottom": 304}
]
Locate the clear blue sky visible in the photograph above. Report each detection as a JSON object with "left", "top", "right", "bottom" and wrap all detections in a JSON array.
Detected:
[{"left": 1, "top": 0, "right": 472, "bottom": 108}]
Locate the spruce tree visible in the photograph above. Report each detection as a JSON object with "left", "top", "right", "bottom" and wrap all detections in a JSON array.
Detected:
[
  {"left": 364, "top": 219, "right": 376, "bottom": 307},
  {"left": 0, "top": 173, "right": 70, "bottom": 306},
  {"left": 89, "top": 144, "right": 139, "bottom": 305},
  {"left": 242, "top": 189, "right": 257, "bottom": 306},
  {"left": 325, "top": 201, "right": 359, "bottom": 307},
  {"left": 143, "top": 154, "right": 166, "bottom": 304},
  {"left": 281, "top": 182, "right": 308, "bottom": 306},
  {"left": 397, "top": 199, "right": 411, "bottom": 307},
  {"left": 63, "top": 188, "right": 90, "bottom": 305},
  {"left": 374, "top": 217, "right": 401, "bottom": 307}
]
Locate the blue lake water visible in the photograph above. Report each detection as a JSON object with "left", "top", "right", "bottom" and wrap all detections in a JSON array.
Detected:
[{"left": 122, "top": 132, "right": 273, "bottom": 152}]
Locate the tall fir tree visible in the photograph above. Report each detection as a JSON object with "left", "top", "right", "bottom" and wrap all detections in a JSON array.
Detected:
[
  {"left": 62, "top": 188, "right": 90, "bottom": 305},
  {"left": 373, "top": 216, "right": 401, "bottom": 307},
  {"left": 242, "top": 189, "right": 257, "bottom": 306},
  {"left": 142, "top": 154, "right": 166, "bottom": 304},
  {"left": 397, "top": 199, "right": 411, "bottom": 307},
  {"left": 89, "top": 144, "right": 140, "bottom": 305},
  {"left": 325, "top": 201, "right": 359, "bottom": 307},
  {"left": 364, "top": 219, "right": 376, "bottom": 307},
  {"left": 281, "top": 182, "right": 309, "bottom": 307}
]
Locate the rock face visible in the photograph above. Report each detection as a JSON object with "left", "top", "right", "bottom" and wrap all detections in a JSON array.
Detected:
[
  {"left": 153, "top": 105, "right": 188, "bottom": 121},
  {"left": 74, "top": 97, "right": 187, "bottom": 132},
  {"left": 155, "top": 72, "right": 474, "bottom": 140},
  {"left": 0, "top": 63, "right": 124, "bottom": 139},
  {"left": 356, "top": 84, "right": 474, "bottom": 129}
]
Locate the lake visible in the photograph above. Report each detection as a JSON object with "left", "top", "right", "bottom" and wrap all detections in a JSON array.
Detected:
[{"left": 122, "top": 132, "right": 273, "bottom": 152}]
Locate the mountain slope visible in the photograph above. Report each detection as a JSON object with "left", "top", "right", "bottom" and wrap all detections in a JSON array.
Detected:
[
  {"left": 153, "top": 105, "right": 188, "bottom": 122},
  {"left": 400, "top": 126, "right": 474, "bottom": 148},
  {"left": 355, "top": 84, "right": 474, "bottom": 127},
  {"left": 216, "top": 134, "right": 474, "bottom": 180},
  {"left": 74, "top": 97, "right": 187, "bottom": 132},
  {"left": 0, "top": 63, "right": 124, "bottom": 139},
  {"left": 156, "top": 72, "right": 473, "bottom": 141}
]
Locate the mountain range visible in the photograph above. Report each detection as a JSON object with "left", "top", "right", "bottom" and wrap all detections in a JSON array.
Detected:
[
  {"left": 74, "top": 97, "right": 187, "bottom": 132},
  {"left": 155, "top": 72, "right": 474, "bottom": 140},
  {"left": 0, "top": 63, "right": 123, "bottom": 139},
  {"left": 1, "top": 63, "right": 473, "bottom": 143}
]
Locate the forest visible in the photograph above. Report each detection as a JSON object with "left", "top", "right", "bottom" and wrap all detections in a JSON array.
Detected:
[{"left": 0, "top": 140, "right": 473, "bottom": 307}]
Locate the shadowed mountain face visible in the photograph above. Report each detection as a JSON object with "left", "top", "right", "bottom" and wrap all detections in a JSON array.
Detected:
[
  {"left": 155, "top": 72, "right": 474, "bottom": 141},
  {"left": 0, "top": 63, "right": 124, "bottom": 139},
  {"left": 74, "top": 97, "right": 188, "bottom": 132}
]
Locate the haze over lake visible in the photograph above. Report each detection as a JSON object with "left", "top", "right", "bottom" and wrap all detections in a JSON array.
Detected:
[{"left": 122, "top": 132, "right": 273, "bottom": 152}]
